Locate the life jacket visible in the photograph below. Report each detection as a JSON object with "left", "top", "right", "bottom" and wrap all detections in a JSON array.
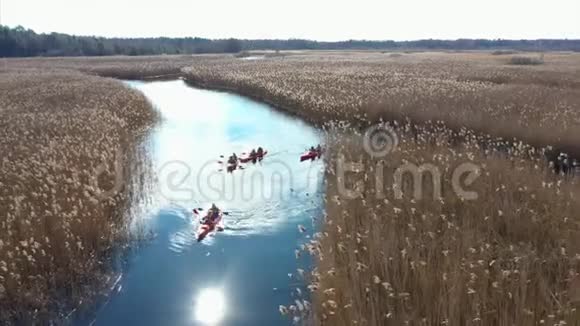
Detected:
[{"left": 208, "top": 209, "right": 220, "bottom": 222}]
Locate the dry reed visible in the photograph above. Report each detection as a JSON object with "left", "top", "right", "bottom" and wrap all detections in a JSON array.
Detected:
[
  {"left": 3, "top": 52, "right": 580, "bottom": 325},
  {"left": 299, "top": 126, "right": 580, "bottom": 325},
  {"left": 183, "top": 52, "right": 580, "bottom": 156},
  {"left": 0, "top": 69, "right": 157, "bottom": 324},
  {"left": 180, "top": 52, "right": 580, "bottom": 325}
]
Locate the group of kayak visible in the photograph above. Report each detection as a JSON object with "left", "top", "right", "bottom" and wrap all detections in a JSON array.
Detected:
[
  {"left": 300, "top": 144, "right": 323, "bottom": 162},
  {"left": 225, "top": 146, "right": 267, "bottom": 170},
  {"left": 198, "top": 144, "right": 323, "bottom": 242},
  {"left": 221, "top": 144, "right": 323, "bottom": 173}
]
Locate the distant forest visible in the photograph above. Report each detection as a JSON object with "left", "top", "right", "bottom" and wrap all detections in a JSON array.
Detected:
[{"left": 2, "top": 25, "right": 580, "bottom": 57}]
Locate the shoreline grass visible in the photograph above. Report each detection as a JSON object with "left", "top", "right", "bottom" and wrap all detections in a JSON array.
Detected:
[
  {"left": 180, "top": 52, "right": 580, "bottom": 324},
  {"left": 183, "top": 52, "right": 580, "bottom": 158},
  {"left": 304, "top": 127, "right": 580, "bottom": 325},
  {"left": 0, "top": 70, "right": 158, "bottom": 324}
]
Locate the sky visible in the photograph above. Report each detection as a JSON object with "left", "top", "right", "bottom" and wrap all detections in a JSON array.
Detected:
[{"left": 1, "top": 0, "right": 579, "bottom": 41}]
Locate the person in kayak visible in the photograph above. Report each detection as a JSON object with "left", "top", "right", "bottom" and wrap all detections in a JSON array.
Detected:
[
  {"left": 202, "top": 204, "right": 221, "bottom": 224},
  {"left": 316, "top": 144, "right": 322, "bottom": 155},
  {"left": 257, "top": 147, "right": 264, "bottom": 156},
  {"left": 250, "top": 149, "right": 257, "bottom": 158},
  {"left": 309, "top": 146, "right": 316, "bottom": 153},
  {"left": 227, "top": 153, "right": 238, "bottom": 165}
]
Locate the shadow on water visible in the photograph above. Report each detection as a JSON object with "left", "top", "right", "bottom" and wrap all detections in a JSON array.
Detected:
[{"left": 75, "top": 80, "right": 324, "bottom": 326}]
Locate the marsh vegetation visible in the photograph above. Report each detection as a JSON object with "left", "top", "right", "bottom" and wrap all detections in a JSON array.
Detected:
[
  {"left": 0, "top": 70, "right": 157, "bottom": 323},
  {"left": 2, "top": 51, "right": 580, "bottom": 325},
  {"left": 183, "top": 52, "right": 580, "bottom": 325}
]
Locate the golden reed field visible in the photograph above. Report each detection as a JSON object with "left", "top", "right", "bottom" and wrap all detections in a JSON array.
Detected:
[
  {"left": 184, "top": 52, "right": 580, "bottom": 156},
  {"left": 0, "top": 68, "right": 158, "bottom": 323},
  {"left": 2, "top": 51, "right": 580, "bottom": 325},
  {"left": 2, "top": 54, "right": 220, "bottom": 80},
  {"left": 183, "top": 52, "right": 580, "bottom": 325},
  {"left": 308, "top": 128, "right": 580, "bottom": 326}
]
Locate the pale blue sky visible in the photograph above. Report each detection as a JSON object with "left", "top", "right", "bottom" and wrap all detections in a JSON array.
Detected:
[{"left": 1, "top": 0, "right": 579, "bottom": 40}]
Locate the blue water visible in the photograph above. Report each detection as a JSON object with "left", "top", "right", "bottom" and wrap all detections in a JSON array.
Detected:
[{"left": 81, "top": 80, "right": 323, "bottom": 326}]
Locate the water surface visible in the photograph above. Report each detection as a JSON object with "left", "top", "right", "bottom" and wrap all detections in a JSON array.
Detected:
[{"left": 83, "top": 80, "right": 323, "bottom": 326}]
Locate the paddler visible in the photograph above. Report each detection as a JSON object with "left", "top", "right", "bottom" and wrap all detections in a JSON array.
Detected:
[
  {"left": 316, "top": 144, "right": 322, "bottom": 155},
  {"left": 227, "top": 153, "right": 238, "bottom": 165},
  {"left": 202, "top": 203, "right": 221, "bottom": 224},
  {"left": 257, "top": 147, "right": 264, "bottom": 157}
]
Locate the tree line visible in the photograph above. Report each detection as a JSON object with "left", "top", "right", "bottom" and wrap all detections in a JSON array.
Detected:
[{"left": 1, "top": 25, "right": 579, "bottom": 57}]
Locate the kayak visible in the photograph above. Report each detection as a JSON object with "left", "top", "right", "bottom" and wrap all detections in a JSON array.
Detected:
[
  {"left": 195, "top": 210, "right": 224, "bottom": 242},
  {"left": 300, "top": 151, "right": 322, "bottom": 162},
  {"left": 239, "top": 151, "right": 268, "bottom": 163}
]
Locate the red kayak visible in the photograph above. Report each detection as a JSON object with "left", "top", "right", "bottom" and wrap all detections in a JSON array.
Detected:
[
  {"left": 300, "top": 150, "right": 322, "bottom": 162},
  {"left": 239, "top": 151, "right": 268, "bottom": 163},
  {"left": 194, "top": 209, "right": 224, "bottom": 242}
]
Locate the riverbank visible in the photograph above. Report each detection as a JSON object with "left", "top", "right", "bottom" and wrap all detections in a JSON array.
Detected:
[
  {"left": 310, "top": 131, "right": 580, "bottom": 325},
  {"left": 180, "top": 52, "right": 580, "bottom": 324},
  {"left": 1, "top": 55, "right": 198, "bottom": 80},
  {"left": 183, "top": 52, "right": 580, "bottom": 159},
  {"left": 0, "top": 70, "right": 158, "bottom": 324},
  {"left": 8, "top": 52, "right": 580, "bottom": 155}
]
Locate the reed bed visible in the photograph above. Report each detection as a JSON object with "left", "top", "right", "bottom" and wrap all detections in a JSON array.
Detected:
[
  {"left": 290, "top": 125, "right": 580, "bottom": 325},
  {"left": 1, "top": 55, "right": 200, "bottom": 80},
  {"left": 183, "top": 52, "right": 580, "bottom": 156},
  {"left": 2, "top": 52, "right": 579, "bottom": 325},
  {"left": 181, "top": 52, "right": 580, "bottom": 324},
  {"left": 0, "top": 70, "right": 157, "bottom": 324}
]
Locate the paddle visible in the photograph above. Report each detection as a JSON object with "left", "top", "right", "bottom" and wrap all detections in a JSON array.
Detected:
[
  {"left": 197, "top": 211, "right": 229, "bottom": 228},
  {"left": 193, "top": 208, "right": 231, "bottom": 215},
  {"left": 217, "top": 162, "right": 245, "bottom": 172},
  {"left": 217, "top": 160, "right": 242, "bottom": 165}
]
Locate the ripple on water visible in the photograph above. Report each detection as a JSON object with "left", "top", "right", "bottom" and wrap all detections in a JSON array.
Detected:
[
  {"left": 168, "top": 229, "right": 198, "bottom": 253},
  {"left": 166, "top": 191, "right": 323, "bottom": 253}
]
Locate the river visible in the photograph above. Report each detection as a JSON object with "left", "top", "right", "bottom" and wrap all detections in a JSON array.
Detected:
[{"left": 76, "top": 80, "right": 323, "bottom": 326}]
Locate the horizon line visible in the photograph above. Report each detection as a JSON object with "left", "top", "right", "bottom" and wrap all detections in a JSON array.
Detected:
[{"left": 4, "top": 25, "right": 580, "bottom": 43}]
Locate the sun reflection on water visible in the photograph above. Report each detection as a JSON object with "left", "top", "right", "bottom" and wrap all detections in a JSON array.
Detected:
[{"left": 194, "top": 288, "right": 227, "bottom": 325}]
